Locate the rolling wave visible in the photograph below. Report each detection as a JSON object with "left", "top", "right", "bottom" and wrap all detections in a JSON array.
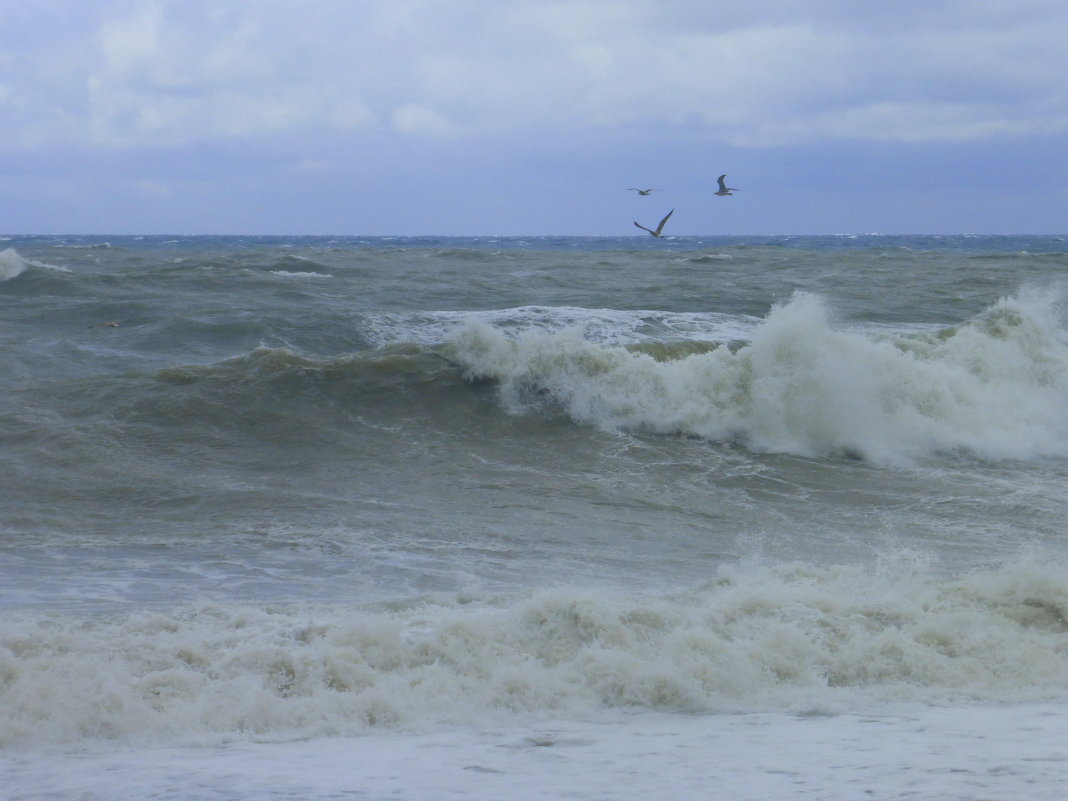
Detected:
[
  {"left": 12, "top": 290, "right": 1068, "bottom": 466},
  {"left": 446, "top": 290, "right": 1068, "bottom": 464}
]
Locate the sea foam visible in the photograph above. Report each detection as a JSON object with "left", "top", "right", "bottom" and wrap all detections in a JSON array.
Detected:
[
  {"left": 446, "top": 291, "right": 1068, "bottom": 464},
  {"left": 2, "top": 558, "right": 1067, "bottom": 746},
  {"left": 361, "top": 306, "right": 757, "bottom": 350}
]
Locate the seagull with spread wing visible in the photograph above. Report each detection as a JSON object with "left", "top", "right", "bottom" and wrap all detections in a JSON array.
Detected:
[
  {"left": 633, "top": 209, "right": 674, "bottom": 237},
  {"left": 715, "top": 174, "right": 739, "bottom": 196}
]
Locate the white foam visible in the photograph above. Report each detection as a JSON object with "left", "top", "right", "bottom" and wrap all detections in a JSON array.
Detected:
[
  {"left": 268, "top": 270, "right": 333, "bottom": 279},
  {"left": 3, "top": 558, "right": 1067, "bottom": 747},
  {"left": 362, "top": 306, "right": 758, "bottom": 349},
  {"left": 446, "top": 291, "right": 1068, "bottom": 464},
  {"left": 0, "top": 248, "right": 26, "bottom": 281}
]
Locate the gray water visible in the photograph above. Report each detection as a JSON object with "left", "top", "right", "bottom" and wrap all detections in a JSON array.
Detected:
[
  {"left": 4, "top": 235, "right": 1067, "bottom": 605},
  {"left": 2, "top": 236, "right": 1068, "bottom": 797}
]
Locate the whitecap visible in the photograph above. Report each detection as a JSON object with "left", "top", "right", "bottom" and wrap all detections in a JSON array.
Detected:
[
  {"left": 0, "top": 248, "right": 27, "bottom": 280},
  {"left": 445, "top": 290, "right": 1068, "bottom": 465},
  {"left": 269, "top": 270, "right": 333, "bottom": 279},
  {"left": 362, "top": 306, "right": 758, "bottom": 350},
  {"left": 1, "top": 248, "right": 72, "bottom": 278}
]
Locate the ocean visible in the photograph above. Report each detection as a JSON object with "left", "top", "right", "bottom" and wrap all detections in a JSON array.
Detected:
[{"left": 2, "top": 233, "right": 1067, "bottom": 800}]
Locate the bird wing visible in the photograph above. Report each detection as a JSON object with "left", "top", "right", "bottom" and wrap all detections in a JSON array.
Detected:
[
  {"left": 655, "top": 209, "right": 674, "bottom": 234},
  {"left": 717, "top": 174, "right": 727, "bottom": 190},
  {"left": 633, "top": 221, "right": 653, "bottom": 234}
]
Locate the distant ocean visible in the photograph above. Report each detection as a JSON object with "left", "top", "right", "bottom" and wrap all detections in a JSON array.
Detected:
[{"left": 3, "top": 234, "right": 1068, "bottom": 800}]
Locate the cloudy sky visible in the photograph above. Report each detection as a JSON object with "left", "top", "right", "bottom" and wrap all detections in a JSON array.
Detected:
[{"left": 4, "top": 0, "right": 1068, "bottom": 235}]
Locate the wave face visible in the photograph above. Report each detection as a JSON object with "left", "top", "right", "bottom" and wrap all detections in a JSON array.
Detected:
[
  {"left": 447, "top": 291, "right": 1068, "bottom": 464},
  {"left": 3, "top": 557, "right": 1067, "bottom": 746}
]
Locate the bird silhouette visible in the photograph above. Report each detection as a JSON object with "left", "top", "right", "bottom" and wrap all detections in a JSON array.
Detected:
[
  {"left": 628, "top": 188, "right": 659, "bottom": 196},
  {"left": 715, "top": 174, "right": 739, "bottom": 196},
  {"left": 633, "top": 209, "right": 674, "bottom": 237}
]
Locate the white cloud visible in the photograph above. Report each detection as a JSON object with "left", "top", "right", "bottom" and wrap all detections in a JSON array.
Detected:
[
  {"left": 376, "top": 4, "right": 1068, "bottom": 146},
  {"left": 135, "top": 178, "right": 174, "bottom": 199},
  {"left": 326, "top": 100, "right": 377, "bottom": 130},
  {"left": 745, "top": 101, "right": 1068, "bottom": 149},
  {"left": 97, "top": 2, "right": 164, "bottom": 78},
  {"left": 392, "top": 104, "right": 458, "bottom": 137},
  {"left": 7, "top": 0, "right": 1068, "bottom": 152}
]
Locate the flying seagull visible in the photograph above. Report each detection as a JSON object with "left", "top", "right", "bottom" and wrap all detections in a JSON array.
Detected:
[
  {"left": 634, "top": 209, "right": 674, "bottom": 237},
  {"left": 715, "top": 174, "right": 739, "bottom": 196},
  {"left": 628, "top": 188, "right": 659, "bottom": 195}
]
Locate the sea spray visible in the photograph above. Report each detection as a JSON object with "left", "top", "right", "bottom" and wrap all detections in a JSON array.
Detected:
[
  {"left": 446, "top": 292, "right": 1068, "bottom": 464},
  {"left": 0, "top": 248, "right": 26, "bottom": 281}
]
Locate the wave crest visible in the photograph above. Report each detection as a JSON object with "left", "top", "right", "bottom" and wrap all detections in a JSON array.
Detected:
[
  {"left": 0, "top": 247, "right": 72, "bottom": 281},
  {"left": 445, "top": 291, "right": 1068, "bottom": 464},
  {"left": 0, "top": 248, "right": 27, "bottom": 281}
]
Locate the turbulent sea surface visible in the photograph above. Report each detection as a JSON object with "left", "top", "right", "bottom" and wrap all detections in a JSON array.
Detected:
[{"left": 2, "top": 233, "right": 1068, "bottom": 799}]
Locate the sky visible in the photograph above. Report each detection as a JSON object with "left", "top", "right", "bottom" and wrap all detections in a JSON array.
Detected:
[{"left": 3, "top": 0, "right": 1068, "bottom": 236}]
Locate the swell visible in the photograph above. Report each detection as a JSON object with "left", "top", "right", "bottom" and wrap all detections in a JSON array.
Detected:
[
  {"left": 14, "top": 285, "right": 1068, "bottom": 474},
  {"left": 96, "top": 345, "right": 474, "bottom": 446},
  {"left": 11, "top": 312, "right": 749, "bottom": 448},
  {"left": 2, "top": 344, "right": 497, "bottom": 492}
]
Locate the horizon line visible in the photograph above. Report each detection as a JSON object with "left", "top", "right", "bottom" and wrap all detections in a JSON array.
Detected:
[{"left": 5, "top": 232, "right": 1067, "bottom": 239}]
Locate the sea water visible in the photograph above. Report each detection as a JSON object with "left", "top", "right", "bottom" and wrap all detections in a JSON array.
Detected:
[{"left": 2, "top": 234, "right": 1067, "bottom": 799}]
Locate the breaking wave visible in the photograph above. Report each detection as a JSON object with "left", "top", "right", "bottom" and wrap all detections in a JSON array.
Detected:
[
  {"left": 0, "top": 247, "right": 71, "bottom": 281},
  {"left": 3, "top": 558, "right": 1066, "bottom": 746},
  {"left": 446, "top": 291, "right": 1068, "bottom": 464},
  {"left": 0, "top": 248, "right": 27, "bottom": 281}
]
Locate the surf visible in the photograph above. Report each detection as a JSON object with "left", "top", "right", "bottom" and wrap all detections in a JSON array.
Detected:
[
  {"left": 3, "top": 556, "right": 1067, "bottom": 747},
  {"left": 445, "top": 290, "right": 1068, "bottom": 464}
]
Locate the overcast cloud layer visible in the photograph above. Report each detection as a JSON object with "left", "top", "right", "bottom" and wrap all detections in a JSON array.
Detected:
[{"left": 3, "top": 0, "right": 1068, "bottom": 234}]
